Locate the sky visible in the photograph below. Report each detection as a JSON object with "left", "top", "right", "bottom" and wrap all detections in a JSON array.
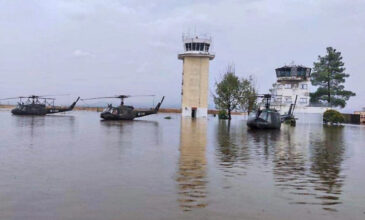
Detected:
[{"left": 0, "top": 0, "right": 364, "bottom": 111}]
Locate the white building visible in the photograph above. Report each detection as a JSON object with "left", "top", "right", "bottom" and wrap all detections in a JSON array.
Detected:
[
  {"left": 178, "top": 35, "right": 215, "bottom": 118},
  {"left": 270, "top": 65, "right": 326, "bottom": 114}
]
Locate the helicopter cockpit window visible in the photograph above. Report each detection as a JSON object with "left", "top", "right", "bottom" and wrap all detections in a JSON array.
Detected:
[
  {"left": 103, "top": 105, "right": 113, "bottom": 113},
  {"left": 112, "top": 108, "right": 118, "bottom": 115},
  {"left": 259, "top": 112, "right": 268, "bottom": 121},
  {"left": 16, "top": 104, "right": 25, "bottom": 110},
  {"left": 266, "top": 112, "right": 272, "bottom": 123}
]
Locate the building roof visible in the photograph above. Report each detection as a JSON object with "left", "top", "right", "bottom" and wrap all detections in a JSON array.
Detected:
[{"left": 275, "top": 64, "right": 310, "bottom": 70}]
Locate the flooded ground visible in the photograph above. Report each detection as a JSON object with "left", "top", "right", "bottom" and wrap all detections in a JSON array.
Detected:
[{"left": 0, "top": 110, "right": 364, "bottom": 220}]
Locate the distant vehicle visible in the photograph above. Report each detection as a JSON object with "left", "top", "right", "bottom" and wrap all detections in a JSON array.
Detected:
[
  {"left": 247, "top": 94, "right": 297, "bottom": 129},
  {"left": 81, "top": 95, "right": 164, "bottom": 120},
  {"left": 0, "top": 95, "right": 80, "bottom": 116}
]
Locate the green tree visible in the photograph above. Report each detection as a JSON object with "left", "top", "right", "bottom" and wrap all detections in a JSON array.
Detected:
[
  {"left": 323, "top": 109, "right": 345, "bottom": 124},
  {"left": 214, "top": 65, "right": 257, "bottom": 120},
  {"left": 310, "top": 47, "right": 355, "bottom": 108},
  {"left": 243, "top": 76, "right": 258, "bottom": 115}
]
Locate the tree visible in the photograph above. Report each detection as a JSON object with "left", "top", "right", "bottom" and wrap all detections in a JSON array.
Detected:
[
  {"left": 214, "top": 65, "right": 257, "bottom": 120},
  {"left": 323, "top": 109, "right": 345, "bottom": 124},
  {"left": 310, "top": 47, "right": 355, "bottom": 108},
  {"left": 243, "top": 75, "right": 258, "bottom": 115}
]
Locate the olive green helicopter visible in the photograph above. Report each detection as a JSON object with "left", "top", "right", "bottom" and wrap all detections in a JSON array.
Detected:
[
  {"left": 0, "top": 95, "right": 80, "bottom": 116},
  {"left": 81, "top": 95, "right": 164, "bottom": 120}
]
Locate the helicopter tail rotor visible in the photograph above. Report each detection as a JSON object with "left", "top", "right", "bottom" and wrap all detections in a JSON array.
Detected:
[{"left": 154, "top": 96, "right": 165, "bottom": 112}]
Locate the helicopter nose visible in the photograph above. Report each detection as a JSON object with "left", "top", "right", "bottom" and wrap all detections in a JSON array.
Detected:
[{"left": 11, "top": 108, "right": 18, "bottom": 114}]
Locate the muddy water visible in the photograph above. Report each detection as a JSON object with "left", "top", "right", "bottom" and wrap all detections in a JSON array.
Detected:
[{"left": 0, "top": 110, "right": 364, "bottom": 220}]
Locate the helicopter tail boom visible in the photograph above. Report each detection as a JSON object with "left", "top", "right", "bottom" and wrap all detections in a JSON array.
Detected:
[
  {"left": 132, "top": 96, "right": 165, "bottom": 118},
  {"left": 68, "top": 97, "right": 80, "bottom": 111},
  {"left": 154, "top": 96, "right": 165, "bottom": 112},
  {"left": 46, "top": 97, "right": 80, "bottom": 114}
]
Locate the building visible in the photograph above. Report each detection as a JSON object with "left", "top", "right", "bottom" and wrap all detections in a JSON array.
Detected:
[
  {"left": 354, "top": 108, "right": 365, "bottom": 124},
  {"left": 178, "top": 35, "right": 215, "bottom": 118},
  {"left": 271, "top": 64, "right": 311, "bottom": 107},
  {"left": 270, "top": 64, "right": 326, "bottom": 114}
]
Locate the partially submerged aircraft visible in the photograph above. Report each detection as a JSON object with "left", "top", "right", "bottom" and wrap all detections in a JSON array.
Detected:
[
  {"left": 81, "top": 95, "right": 164, "bottom": 120},
  {"left": 0, "top": 95, "right": 80, "bottom": 116},
  {"left": 247, "top": 94, "right": 297, "bottom": 129}
]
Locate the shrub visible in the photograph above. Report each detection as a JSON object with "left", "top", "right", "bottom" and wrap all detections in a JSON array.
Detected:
[
  {"left": 323, "top": 109, "right": 345, "bottom": 124},
  {"left": 218, "top": 110, "right": 229, "bottom": 120}
]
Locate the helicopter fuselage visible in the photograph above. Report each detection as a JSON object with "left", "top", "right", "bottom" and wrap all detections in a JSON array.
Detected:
[
  {"left": 11, "top": 104, "right": 48, "bottom": 115},
  {"left": 100, "top": 96, "right": 164, "bottom": 120},
  {"left": 100, "top": 105, "right": 158, "bottom": 120},
  {"left": 11, "top": 97, "right": 80, "bottom": 116},
  {"left": 247, "top": 109, "right": 281, "bottom": 129}
]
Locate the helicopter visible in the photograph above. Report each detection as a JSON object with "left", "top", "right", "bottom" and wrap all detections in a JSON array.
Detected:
[
  {"left": 247, "top": 94, "right": 297, "bottom": 129},
  {"left": 81, "top": 95, "right": 165, "bottom": 120},
  {"left": 280, "top": 95, "right": 298, "bottom": 126},
  {"left": 0, "top": 95, "right": 80, "bottom": 116}
]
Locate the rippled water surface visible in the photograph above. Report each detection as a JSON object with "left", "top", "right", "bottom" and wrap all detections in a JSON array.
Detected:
[{"left": 0, "top": 110, "right": 364, "bottom": 220}]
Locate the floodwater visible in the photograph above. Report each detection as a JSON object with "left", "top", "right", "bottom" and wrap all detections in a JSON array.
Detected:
[{"left": 0, "top": 110, "right": 364, "bottom": 220}]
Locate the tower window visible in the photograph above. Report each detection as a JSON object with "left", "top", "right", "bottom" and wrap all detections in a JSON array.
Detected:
[
  {"left": 301, "top": 84, "right": 308, "bottom": 89},
  {"left": 205, "top": 44, "right": 210, "bottom": 52},
  {"left": 199, "top": 43, "right": 204, "bottom": 51},
  {"left": 192, "top": 43, "right": 197, "bottom": 50},
  {"left": 297, "top": 68, "right": 307, "bottom": 77},
  {"left": 276, "top": 68, "right": 291, "bottom": 77},
  {"left": 284, "top": 84, "right": 291, "bottom": 89},
  {"left": 185, "top": 43, "right": 192, "bottom": 51}
]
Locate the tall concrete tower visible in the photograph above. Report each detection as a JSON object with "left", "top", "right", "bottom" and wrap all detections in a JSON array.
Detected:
[{"left": 178, "top": 35, "right": 215, "bottom": 118}]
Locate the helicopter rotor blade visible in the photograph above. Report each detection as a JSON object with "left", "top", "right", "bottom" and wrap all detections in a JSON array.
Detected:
[
  {"left": 0, "top": 96, "right": 35, "bottom": 100},
  {"left": 37, "top": 97, "right": 56, "bottom": 100},
  {"left": 81, "top": 96, "right": 120, "bottom": 101},
  {"left": 128, "top": 95, "right": 156, "bottom": 97},
  {"left": 81, "top": 94, "right": 156, "bottom": 101},
  {"left": 37, "top": 94, "right": 70, "bottom": 98},
  {"left": 0, "top": 97, "right": 23, "bottom": 101},
  {"left": 0, "top": 95, "right": 60, "bottom": 101}
]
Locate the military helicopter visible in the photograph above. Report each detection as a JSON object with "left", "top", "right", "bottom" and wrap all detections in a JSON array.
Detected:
[
  {"left": 247, "top": 94, "right": 282, "bottom": 129},
  {"left": 0, "top": 95, "right": 80, "bottom": 116},
  {"left": 280, "top": 95, "right": 298, "bottom": 126},
  {"left": 247, "top": 94, "right": 297, "bottom": 129},
  {"left": 81, "top": 95, "right": 165, "bottom": 120}
]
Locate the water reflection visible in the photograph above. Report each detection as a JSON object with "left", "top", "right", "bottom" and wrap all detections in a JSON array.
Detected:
[
  {"left": 101, "top": 120, "right": 160, "bottom": 149},
  {"left": 14, "top": 115, "right": 46, "bottom": 128},
  {"left": 14, "top": 115, "right": 75, "bottom": 138},
  {"left": 248, "top": 129, "right": 281, "bottom": 163},
  {"left": 272, "top": 126, "right": 309, "bottom": 198},
  {"left": 176, "top": 119, "right": 207, "bottom": 211},
  {"left": 216, "top": 121, "right": 250, "bottom": 176},
  {"left": 215, "top": 121, "right": 347, "bottom": 212},
  {"left": 309, "top": 126, "right": 345, "bottom": 211},
  {"left": 270, "top": 125, "right": 346, "bottom": 211}
]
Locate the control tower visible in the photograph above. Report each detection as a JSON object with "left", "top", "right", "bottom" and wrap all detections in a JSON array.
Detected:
[
  {"left": 178, "top": 35, "right": 215, "bottom": 118},
  {"left": 271, "top": 64, "right": 312, "bottom": 111}
]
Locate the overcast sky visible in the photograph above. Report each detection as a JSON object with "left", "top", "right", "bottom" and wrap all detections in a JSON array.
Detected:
[{"left": 0, "top": 0, "right": 364, "bottom": 111}]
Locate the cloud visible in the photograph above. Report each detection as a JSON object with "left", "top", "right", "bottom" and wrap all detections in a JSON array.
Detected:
[
  {"left": 0, "top": 0, "right": 364, "bottom": 111},
  {"left": 72, "top": 49, "right": 94, "bottom": 57}
]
